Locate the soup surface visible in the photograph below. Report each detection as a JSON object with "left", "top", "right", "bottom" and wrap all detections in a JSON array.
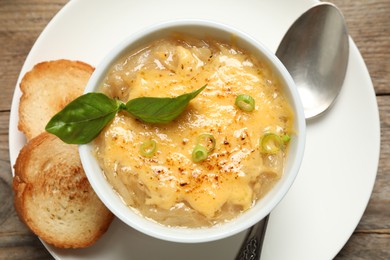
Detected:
[{"left": 94, "top": 35, "right": 294, "bottom": 227}]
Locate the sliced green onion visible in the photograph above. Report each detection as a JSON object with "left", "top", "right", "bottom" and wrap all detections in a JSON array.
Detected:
[
  {"left": 282, "top": 134, "right": 291, "bottom": 143},
  {"left": 140, "top": 140, "right": 157, "bottom": 157},
  {"left": 192, "top": 144, "right": 208, "bottom": 163},
  {"left": 196, "top": 133, "right": 216, "bottom": 153},
  {"left": 260, "top": 133, "right": 283, "bottom": 154},
  {"left": 235, "top": 94, "right": 255, "bottom": 112}
]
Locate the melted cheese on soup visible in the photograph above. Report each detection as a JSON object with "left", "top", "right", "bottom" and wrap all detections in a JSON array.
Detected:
[{"left": 94, "top": 36, "right": 294, "bottom": 227}]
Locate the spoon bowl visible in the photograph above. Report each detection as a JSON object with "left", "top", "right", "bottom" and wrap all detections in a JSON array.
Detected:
[{"left": 276, "top": 2, "right": 349, "bottom": 119}]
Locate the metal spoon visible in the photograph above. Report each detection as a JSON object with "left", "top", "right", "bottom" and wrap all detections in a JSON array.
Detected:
[{"left": 236, "top": 2, "right": 349, "bottom": 259}]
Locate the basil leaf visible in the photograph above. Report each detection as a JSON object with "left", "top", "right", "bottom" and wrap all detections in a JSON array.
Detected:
[
  {"left": 45, "top": 93, "right": 122, "bottom": 144},
  {"left": 125, "top": 85, "right": 206, "bottom": 123}
]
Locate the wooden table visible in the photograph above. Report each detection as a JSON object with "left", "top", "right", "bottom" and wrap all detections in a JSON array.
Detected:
[{"left": 0, "top": 0, "right": 388, "bottom": 259}]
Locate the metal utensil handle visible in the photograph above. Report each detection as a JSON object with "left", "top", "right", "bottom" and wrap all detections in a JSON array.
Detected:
[{"left": 235, "top": 215, "right": 269, "bottom": 260}]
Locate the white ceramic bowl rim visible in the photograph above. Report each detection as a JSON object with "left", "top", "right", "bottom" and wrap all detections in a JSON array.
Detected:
[{"left": 79, "top": 18, "right": 306, "bottom": 243}]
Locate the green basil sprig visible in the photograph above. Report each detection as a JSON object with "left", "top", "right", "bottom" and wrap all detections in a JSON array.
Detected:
[{"left": 45, "top": 85, "right": 206, "bottom": 144}]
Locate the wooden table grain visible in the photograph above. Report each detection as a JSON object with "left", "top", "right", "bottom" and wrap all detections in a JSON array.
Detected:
[{"left": 0, "top": 0, "right": 388, "bottom": 259}]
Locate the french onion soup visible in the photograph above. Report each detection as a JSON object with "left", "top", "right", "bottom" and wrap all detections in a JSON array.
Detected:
[{"left": 93, "top": 35, "right": 294, "bottom": 227}]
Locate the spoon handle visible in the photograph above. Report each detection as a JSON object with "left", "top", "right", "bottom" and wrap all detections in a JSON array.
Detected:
[{"left": 235, "top": 215, "right": 269, "bottom": 260}]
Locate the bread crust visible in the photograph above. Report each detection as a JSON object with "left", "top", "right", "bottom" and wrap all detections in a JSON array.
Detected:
[
  {"left": 13, "top": 129, "right": 113, "bottom": 248},
  {"left": 18, "top": 59, "right": 94, "bottom": 140}
]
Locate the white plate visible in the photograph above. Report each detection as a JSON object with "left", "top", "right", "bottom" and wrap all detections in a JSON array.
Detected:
[{"left": 9, "top": 0, "right": 380, "bottom": 259}]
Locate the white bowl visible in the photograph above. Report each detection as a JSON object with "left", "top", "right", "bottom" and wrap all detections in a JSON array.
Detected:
[{"left": 79, "top": 19, "right": 306, "bottom": 243}]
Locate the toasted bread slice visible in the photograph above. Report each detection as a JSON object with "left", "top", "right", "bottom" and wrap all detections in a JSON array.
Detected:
[
  {"left": 13, "top": 132, "right": 114, "bottom": 248},
  {"left": 18, "top": 59, "right": 94, "bottom": 140}
]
